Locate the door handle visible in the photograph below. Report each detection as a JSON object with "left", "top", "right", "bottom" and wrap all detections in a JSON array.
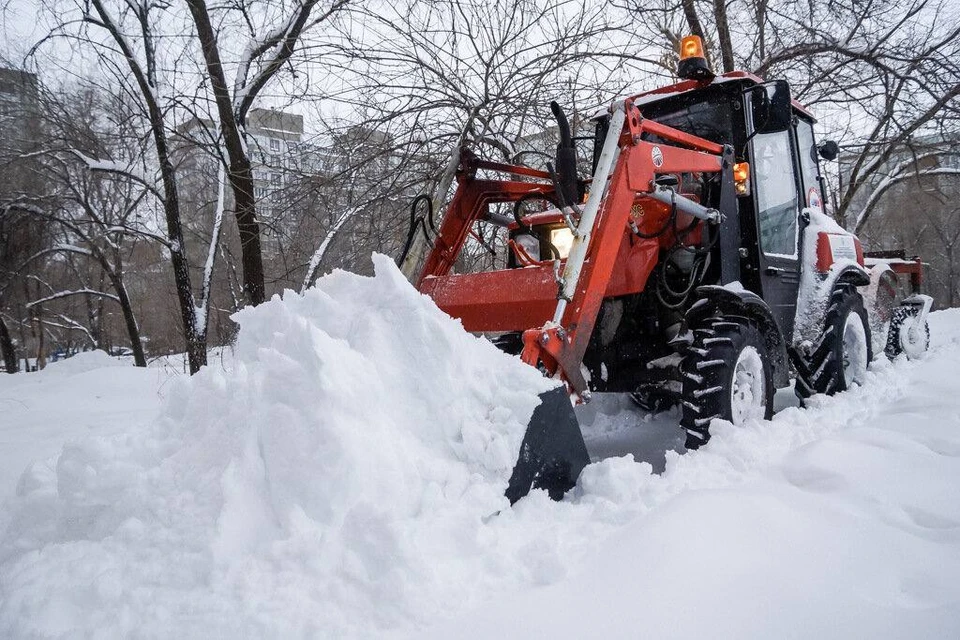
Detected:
[{"left": 765, "top": 266, "right": 787, "bottom": 276}]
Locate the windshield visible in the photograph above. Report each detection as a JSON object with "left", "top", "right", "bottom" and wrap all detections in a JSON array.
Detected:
[
  {"left": 591, "top": 87, "right": 738, "bottom": 175},
  {"left": 638, "top": 89, "right": 734, "bottom": 147}
]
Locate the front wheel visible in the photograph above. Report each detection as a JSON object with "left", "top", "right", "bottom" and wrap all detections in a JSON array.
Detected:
[{"left": 680, "top": 318, "right": 774, "bottom": 449}]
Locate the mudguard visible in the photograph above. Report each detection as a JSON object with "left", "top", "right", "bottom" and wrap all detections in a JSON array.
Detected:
[
  {"left": 793, "top": 262, "right": 871, "bottom": 347},
  {"left": 687, "top": 285, "right": 790, "bottom": 388}
]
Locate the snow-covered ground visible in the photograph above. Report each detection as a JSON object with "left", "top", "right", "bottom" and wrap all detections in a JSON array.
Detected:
[
  {"left": 1, "top": 257, "right": 958, "bottom": 638},
  {"left": 0, "top": 353, "right": 177, "bottom": 502}
]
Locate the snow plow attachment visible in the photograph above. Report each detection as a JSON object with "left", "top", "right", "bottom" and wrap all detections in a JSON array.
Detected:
[{"left": 505, "top": 386, "right": 590, "bottom": 504}]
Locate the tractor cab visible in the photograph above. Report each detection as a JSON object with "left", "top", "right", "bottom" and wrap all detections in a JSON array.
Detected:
[{"left": 590, "top": 69, "right": 834, "bottom": 340}]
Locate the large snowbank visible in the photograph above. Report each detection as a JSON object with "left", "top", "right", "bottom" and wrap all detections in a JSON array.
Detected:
[
  {"left": 0, "top": 255, "right": 553, "bottom": 637},
  {"left": 3, "top": 257, "right": 960, "bottom": 639},
  {"left": 42, "top": 350, "right": 124, "bottom": 374}
]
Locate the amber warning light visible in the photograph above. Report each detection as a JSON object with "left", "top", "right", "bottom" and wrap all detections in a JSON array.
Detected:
[
  {"left": 680, "top": 36, "right": 704, "bottom": 60},
  {"left": 734, "top": 162, "right": 750, "bottom": 195},
  {"left": 677, "top": 35, "right": 714, "bottom": 81}
]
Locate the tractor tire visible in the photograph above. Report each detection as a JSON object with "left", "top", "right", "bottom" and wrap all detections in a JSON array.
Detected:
[
  {"left": 884, "top": 306, "right": 930, "bottom": 360},
  {"left": 680, "top": 317, "right": 774, "bottom": 449},
  {"left": 794, "top": 283, "right": 872, "bottom": 401}
]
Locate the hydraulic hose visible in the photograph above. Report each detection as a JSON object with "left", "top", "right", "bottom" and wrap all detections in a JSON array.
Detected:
[{"left": 397, "top": 194, "right": 435, "bottom": 266}]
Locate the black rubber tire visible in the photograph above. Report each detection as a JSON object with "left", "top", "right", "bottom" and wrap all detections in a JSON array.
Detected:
[
  {"left": 794, "top": 283, "right": 873, "bottom": 400},
  {"left": 680, "top": 317, "right": 775, "bottom": 449},
  {"left": 884, "top": 306, "right": 930, "bottom": 360}
]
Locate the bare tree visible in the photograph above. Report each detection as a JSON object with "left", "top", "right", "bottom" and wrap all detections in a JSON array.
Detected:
[
  {"left": 621, "top": 0, "right": 960, "bottom": 234},
  {"left": 24, "top": 0, "right": 311, "bottom": 371},
  {"left": 68, "top": 0, "right": 211, "bottom": 371},
  {"left": 0, "top": 65, "right": 45, "bottom": 371},
  {"left": 327, "top": 0, "right": 637, "bottom": 277},
  {"left": 183, "top": 0, "right": 348, "bottom": 305}
]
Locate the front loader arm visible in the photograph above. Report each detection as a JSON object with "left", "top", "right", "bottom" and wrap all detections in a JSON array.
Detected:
[
  {"left": 415, "top": 150, "right": 557, "bottom": 288},
  {"left": 520, "top": 101, "right": 728, "bottom": 397},
  {"left": 417, "top": 99, "right": 731, "bottom": 399}
]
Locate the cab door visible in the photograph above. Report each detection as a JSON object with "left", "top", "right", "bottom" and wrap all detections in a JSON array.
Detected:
[{"left": 750, "top": 125, "right": 803, "bottom": 338}]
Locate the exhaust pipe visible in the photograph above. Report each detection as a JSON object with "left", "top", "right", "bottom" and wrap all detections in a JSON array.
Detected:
[{"left": 550, "top": 101, "right": 580, "bottom": 207}]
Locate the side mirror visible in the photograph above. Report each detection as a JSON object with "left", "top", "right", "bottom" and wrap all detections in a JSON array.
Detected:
[
  {"left": 818, "top": 140, "right": 839, "bottom": 161},
  {"left": 750, "top": 80, "right": 792, "bottom": 134}
]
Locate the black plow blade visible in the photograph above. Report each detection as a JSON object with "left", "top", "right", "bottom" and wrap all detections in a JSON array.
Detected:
[{"left": 505, "top": 386, "right": 590, "bottom": 504}]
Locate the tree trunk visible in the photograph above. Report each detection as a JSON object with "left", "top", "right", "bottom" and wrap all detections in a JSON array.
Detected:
[
  {"left": 16, "top": 315, "right": 28, "bottom": 371},
  {"left": 136, "top": 113, "right": 204, "bottom": 373},
  {"left": 33, "top": 309, "right": 45, "bottom": 370},
  {"left": 229, "top": 165, "right": 265, "bottom": 307},
  {"left": 712, "top": 0, "right": 735, "bottom": 73},
  {"left": 0, "top": 316, "right": 18, "bottom": 373},
  {"left": 106, "top": 270, "right": 147, "bottom": 367},
  {"left": 947, "top": 244, "right": 956, "bottom": 308},
  {"left": 185, "top": 0, "right": 265, "bottom": 306},
  {"left": 680, "top": 0, "right": 706, "bottom": 41},
  {"left": 155, "top": 131, "right": 206, "bottom": 373}
]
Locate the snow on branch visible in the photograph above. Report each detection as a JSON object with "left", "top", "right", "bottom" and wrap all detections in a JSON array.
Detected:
[
  {"left": 48, "top": 313, "right": 98, "bottom": 345},
  {"left": 69, "top": 149, "right": 164, "bottom": 202},
  {"left": 105, "top": 225, "right": 172, "bottom": 248},
  {"left": 195, "top": 161, "right": 227, "bottom": 336},
  {"left": 301, "top": 206, "right": 358, "bottom": 293},
  {"left": 233, "top": 0, "right": 347, "bottom": 123},
  {"left": 26, "top": 288, "right": 121, "bottom": 309},
  {"left": 53, "top": 243, "right": 95, "bottom": 257}
]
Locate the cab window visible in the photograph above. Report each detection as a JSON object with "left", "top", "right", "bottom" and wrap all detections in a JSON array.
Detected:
[
  {"left": 753, "top": 130, "right": 799, "bottom": 258},
  {"left": 795, "top": 119, "right": 823, "bottom": 208}
]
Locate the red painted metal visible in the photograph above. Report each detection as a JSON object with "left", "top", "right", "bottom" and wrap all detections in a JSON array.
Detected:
[
  {"left": 420, "top": 266, "right": 559, "bottom": 332},
  {"left": 887, "top": 258, "right": 925, "bottom": 294},
  {"left": 416, "top": 109, "right": 728, "bottom": 397},
  {"left": 816, "top": 232, "right": 865, "bottom": 272},
  {"left": 471, "top": 158, "right": 554, "bottom": 180},
  {"left": 639, "top": 120, "right": 725, "bottom": 155},
  {"left": 415, "top": 177, "right": 554, "bottom": 287},
  {"left": 420, "top": 232, "right": 658, "bottom": 334}
]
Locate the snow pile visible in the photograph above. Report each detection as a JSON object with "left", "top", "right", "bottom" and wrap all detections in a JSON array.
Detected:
[
  {"left": 0, "top": 255, "right": 553, "bottom": 638},
  {"left": 0, "top": 351, "right": 169, "bottom": 504},
  {"left": 41, "top": 349, "right": 123, "bottom": 374},
  {"left": 5, "top": 256, "right": 960, "bottom": 639}
]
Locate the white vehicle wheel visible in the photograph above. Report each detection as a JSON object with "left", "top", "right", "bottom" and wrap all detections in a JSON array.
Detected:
[
  {"left": 885, "top": 306, "right": 930, "bottom": 360},
  {"left": 681, "top": 319, "right": 774, "bottom": 449},
  {"left": 842, "top": 312, "right": 868, "bottom": 386},
  {"left": 730, "top": 346, "right": 766, "bottom": 425}
]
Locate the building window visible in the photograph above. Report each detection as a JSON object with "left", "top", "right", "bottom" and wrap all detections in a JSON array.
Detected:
[{"left": 270, "top": 138, "right": 281, "bottom": 152}]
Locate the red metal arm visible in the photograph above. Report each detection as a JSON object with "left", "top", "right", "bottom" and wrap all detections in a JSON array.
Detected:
[{"left": 417, "top": 102, "right": 726, "bottom": 397}]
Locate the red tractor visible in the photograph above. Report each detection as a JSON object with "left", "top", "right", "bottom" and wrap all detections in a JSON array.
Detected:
[{"left": 406, "top": 36, "right": 932, "bottom": 503}]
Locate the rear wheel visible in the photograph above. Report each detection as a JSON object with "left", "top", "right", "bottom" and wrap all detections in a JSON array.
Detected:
[
  {"left": 680, "top": 317, "right": 774, "bottom": 449},
  {"left": 794, "top": 284, "right": 872, "bottom": 400}
]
